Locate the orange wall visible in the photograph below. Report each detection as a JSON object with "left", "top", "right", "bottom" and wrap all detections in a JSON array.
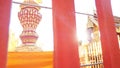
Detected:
[{"left": 7, "top": 52, "right": 53, "bottom": 68}]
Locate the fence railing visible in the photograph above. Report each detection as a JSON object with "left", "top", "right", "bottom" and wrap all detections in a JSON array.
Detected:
[
  {"left": 81, "top": 62, "right": 103, "bottom": 68},
  {"left": 79, "top": 40, "right": 103, "bottom": 68}
]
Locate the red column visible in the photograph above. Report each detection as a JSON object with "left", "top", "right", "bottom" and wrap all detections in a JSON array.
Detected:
[
  {"left": 52, "top": 0, "right": 80, "bottom": 68},
  {"left": 95, "top": 0, "right": 120, "bottom": 68},
  {"left": 0, "top": 0, "right": 12, "bottom": 68}
]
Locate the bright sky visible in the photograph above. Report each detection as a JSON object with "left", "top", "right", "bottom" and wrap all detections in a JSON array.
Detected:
[
  {"left": 9, "top": 0, "right": 120, "bottom": 51},
  {"left": 111, "top": 0, "right": 120, "bottom": 16}
]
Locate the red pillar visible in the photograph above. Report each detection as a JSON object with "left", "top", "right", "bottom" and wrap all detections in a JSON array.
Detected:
[
  {"left": 52, "top": 0, "right": 80, "bottom": 68},
  {"left": 0, "top": 0, "right": 12, "bottom": 68},
  {"left": 95, "top": 0, "right": 120, "bottom": 68}
]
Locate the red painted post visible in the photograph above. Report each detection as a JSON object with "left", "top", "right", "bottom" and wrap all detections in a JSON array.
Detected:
[
  {"left": 0, "top": 0, "right": 12, "bottom": 68},
  {"left": 52, "top": 0, "right": 80, "bottom": 68},
  {"left": 95, "top": 0, "right": 120, "bottom": 68}
]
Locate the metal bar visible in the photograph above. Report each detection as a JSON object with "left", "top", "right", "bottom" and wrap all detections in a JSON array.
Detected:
[
  {"left": 12, "top": 1, "right": 52, "bottom": 9},
  {"left": 80, "top": 62, "right": 103, "bottom": 67},
  {"left": 75, "top": 12, "right": 94, "bottom": 16},
  {"left": 12, "top": 1, "right": 95, "bottom": 16}
]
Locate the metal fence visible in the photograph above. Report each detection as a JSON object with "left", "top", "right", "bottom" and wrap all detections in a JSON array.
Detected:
[{"left": 80, "top": 40, "right": 103, "bottom": 68}]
